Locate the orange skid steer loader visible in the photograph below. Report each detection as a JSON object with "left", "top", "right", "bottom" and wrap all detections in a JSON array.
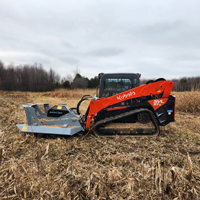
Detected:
[{"left": 17, "top": 73, "right": 176, "bottom": 136}]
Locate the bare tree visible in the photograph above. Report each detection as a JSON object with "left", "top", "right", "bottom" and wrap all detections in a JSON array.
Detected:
[
  {"left": 0, "top": 62, "right": 61, "bottom": 92},
  {"left": 73, "top": 66, "right": 80, "bottom": 78},
  {"left": 0, "top": 61, "right": 5, "bottom": 90},
  {"left": 66, "top": 73, "right": 73, "bottom": 83},
  {"left": 71, "top": 77, "right": 88, "bottom": 89}
]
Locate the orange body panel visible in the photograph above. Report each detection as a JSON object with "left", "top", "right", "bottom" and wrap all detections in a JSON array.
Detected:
[{"left": 85, "top": 81, "right": 174, "bottom": 130}]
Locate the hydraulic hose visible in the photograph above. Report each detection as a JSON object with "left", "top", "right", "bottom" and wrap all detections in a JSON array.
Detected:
[{"left": 75, "top": 95, "right": 93, "bottom": 115}]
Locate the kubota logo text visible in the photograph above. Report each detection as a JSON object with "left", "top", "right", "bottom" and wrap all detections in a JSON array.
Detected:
[
  {"left": 153, "top": 100, "right": 164, "bottom": 106},
  {"left": 117, "top": 91, "right": 136, "bottom": 100}
]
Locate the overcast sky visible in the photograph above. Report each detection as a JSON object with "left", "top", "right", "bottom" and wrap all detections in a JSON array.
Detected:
[{"left": 0, "top": 0, "right": 200, "bottom": 80}]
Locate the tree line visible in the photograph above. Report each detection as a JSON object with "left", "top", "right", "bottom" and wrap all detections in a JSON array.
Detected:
[
  {"left": 171, "top": 77, "right": 200, "bottom": 91},
  {"left": 140, "top": 77, "right": 200, "bottom": 92},
  {"left": 1, "top": 60, "right": 200, "bottom": 92},
  {"left": 62, "top": 73, "right": 99, "bottom": 89},
  {"left": 0, "top": 61, "right": 99, "bottom": 91},
  {"left": 0, "top": 61, "right": 61, "bottom": 91}
]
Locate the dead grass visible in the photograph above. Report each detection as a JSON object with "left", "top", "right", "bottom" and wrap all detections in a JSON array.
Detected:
[
  {"left": 172, "top": 91, "right": 200, "bottom": 113},
  {"left": 0, "top": 90, "right": 200, "bottom": 199},
  {"left": 49, "top": 88, "right": 96, "bottom": 99}
]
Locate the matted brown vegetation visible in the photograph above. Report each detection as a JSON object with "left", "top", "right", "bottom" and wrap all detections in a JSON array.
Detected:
[
  {"left": 0, "top": 90, "right": 200, "bottom": 199},
  {"left": 174, "top": 91, "right": 200, "bottom": 113},
  {"left": 49, "top": 88, "right": 96, "bottom": 99}
]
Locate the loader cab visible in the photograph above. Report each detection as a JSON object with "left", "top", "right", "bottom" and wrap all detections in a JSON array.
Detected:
[{"left": 98, "top": 73, "right": 140, "bottom": 98}]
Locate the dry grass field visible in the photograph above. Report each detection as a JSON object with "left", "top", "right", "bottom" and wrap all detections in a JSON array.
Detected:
[{"left": 0, "top": 89, "right": 200, "bottom": 199}]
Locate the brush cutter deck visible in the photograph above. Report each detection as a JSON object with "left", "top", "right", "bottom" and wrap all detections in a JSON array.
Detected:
[{"left": 16, "top": 103, "right": 84, "bottom": 135}]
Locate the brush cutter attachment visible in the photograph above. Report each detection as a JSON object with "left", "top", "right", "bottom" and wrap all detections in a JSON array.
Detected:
[{"left": 16, "top": 103, "right": 84, "bottom": 135}]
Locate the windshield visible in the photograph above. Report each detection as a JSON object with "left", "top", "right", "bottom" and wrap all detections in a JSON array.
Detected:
[
  {"left": 104, "top": 78, "right": 132, "bottom": 91},
  {"left": 102, "top": 78, "right": 138, "bottom": 97}
]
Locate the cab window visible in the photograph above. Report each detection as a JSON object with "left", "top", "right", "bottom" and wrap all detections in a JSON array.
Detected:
[{"left": 102, "top": 78, "right": 137, "bottom": 97}]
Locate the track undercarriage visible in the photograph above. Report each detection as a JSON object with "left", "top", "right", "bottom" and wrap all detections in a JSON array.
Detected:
[{"left": 92, "top": 108, "right": 160, "bottom": 137}]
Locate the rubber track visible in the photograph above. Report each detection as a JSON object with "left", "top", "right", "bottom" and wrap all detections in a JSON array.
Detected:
[{"left": 91, "top": 108, "right": 160, "bottom": 137}]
